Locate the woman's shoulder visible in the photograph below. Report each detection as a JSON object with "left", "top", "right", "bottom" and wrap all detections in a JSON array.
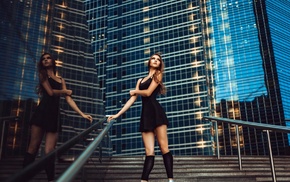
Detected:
[
  {"left": 56, "top": 75, "right": 62, "bottom": 79},
  {"left": 50, "top": 75, "right": 63, "bottom": 84}
]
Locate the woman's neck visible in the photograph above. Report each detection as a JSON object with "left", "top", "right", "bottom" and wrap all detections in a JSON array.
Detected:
[
  {"left": 148, "top": 69, "right": 156, "bottom": 77},
  {"left": 46, "top": 69, "right": 54, "bottom": 78}
]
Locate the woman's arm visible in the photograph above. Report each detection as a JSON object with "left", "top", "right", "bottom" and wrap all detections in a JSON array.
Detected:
[
  {"left": 62, "top": 79, "right": 93, "bottom": 122},
  {"left": 107, "top": 79, "right": 141, "bottom": 122},
  {"left": 107, "top": 95, "right": 138, "bottom": 122},
  {"left": 130, "top": 74, "right": 162, "bottom": 97}
]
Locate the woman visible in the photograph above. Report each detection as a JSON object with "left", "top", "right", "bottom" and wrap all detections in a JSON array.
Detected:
[
  {"left": 23, "top": 53, "right": 93, "bottom": 182},
  {"left": 107, "top": 53, "right": 174, "bottom": 182}
]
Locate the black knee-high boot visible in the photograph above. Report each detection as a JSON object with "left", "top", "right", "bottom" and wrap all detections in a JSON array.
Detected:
[
  {"left": 23, "top": 152, "right": 37, "bottom": 168},
  {"left": 141, "top": 155, "right": 155, "bottom": 181},
  {"left": 45, "top": 155, "right": 55, "bottom": 181},
  {"left": 162, "top": 152, "right": 173, "bottom": 178},
  {"left": 23, "top": 152, "right": 37, "bottom": 181}
]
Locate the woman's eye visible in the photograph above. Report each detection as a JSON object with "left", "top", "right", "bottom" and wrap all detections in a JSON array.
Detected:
[{"left": 42, "top": 57, "right": 51, "bottom": 60}]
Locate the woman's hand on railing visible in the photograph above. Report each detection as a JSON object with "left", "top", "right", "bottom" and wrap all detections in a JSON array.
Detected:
[
  {"left": 82, "top": 114, "right": 93, "bottom": 123},
  {"left": 107, "top": 115, "right": 117, "bottom": 122}
]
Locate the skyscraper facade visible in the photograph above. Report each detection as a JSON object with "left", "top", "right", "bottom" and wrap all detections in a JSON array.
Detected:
[
  {"left": 50, "top": 0, "right": 105, "bottom": 155},
  {"left": 205, "top": 0, "right": 289, "bottom": 155},
  {"left": 0, "top": 0, "right": 104, "bottom": 157},
  {"left": 264, "top": 0, "right": 290, "bottom": 143},
  {"left": 85, "top": 0, "right": 289, "bottom": 156},
  {"left": 85, "top": 0, "right": 213, "bottom": 156}
]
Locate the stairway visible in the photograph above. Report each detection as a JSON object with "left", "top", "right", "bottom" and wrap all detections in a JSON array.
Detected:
[{"left": 0, "top": 155, "right": 290, "bottom": 182}]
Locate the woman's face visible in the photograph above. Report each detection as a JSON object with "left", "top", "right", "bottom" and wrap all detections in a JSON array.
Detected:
[
  {"left": 149, "top": 54, "right": 161, "bottom": 69},
  {"left": 41, "top": 54, "right": 53, "bottom": 67}
]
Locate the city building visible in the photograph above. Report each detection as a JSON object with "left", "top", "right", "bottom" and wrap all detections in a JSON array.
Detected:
[
  {"left": 2, "top": 0, "right": 287, "bottom": 158},
  {"left": 85, "top": 0, "right": 213, "bottom": 156},
  {"left": 85, "top": 0, "right": 289, "bottom": 156},
  {"left": 0, "top": 0, "right": 104, "bottom": 157},
  {"left": 206, "top": 0, "right": 289, "bottom": 155}
]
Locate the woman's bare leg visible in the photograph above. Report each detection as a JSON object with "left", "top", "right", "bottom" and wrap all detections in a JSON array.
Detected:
[
  {"left": 44, "top": 132, "right": 58, "bottom": 154},
  {"left": 155, "top": 125, "right": 169, "bottom": 154},
  {"left": 27, "top": 125, "right": 45, "bottom": 154}
]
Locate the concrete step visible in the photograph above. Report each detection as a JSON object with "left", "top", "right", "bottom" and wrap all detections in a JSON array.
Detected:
[{"left": 0, "top": 156, "right": 290, "bottom": 182}]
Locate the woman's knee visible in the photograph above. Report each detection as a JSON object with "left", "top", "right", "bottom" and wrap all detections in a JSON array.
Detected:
[
  {"left": 27, "top": 145, "right": 40, "bottom": 154},
  {"left": 158, "top": 137, "right": 169, "bottom": 154},
  {"left": 44, "top": 146, "right": 55, "bottom": 154},
  {"left": 142, "top": 132, "right": 155, "bottom": 156},
  {"left": 27, "top": 139, "right": 42, "bottom": 154},
  {"left": 45, "top": 132, "right": 58, "bottom": 153},
  {"left": 144, "top": 146, "right": 155, "bottom": 156},
  {"left": 159, "top": 145, "right": 169, "bottom": 154}
]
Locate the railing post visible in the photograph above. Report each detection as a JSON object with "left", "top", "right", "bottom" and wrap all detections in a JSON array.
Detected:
[
  {"left": 235, "top": 125, "right": 242, "bottom": 170},
  {"left": 266, "top": 130, "right": 276, "bottom": 182},
  {"left": 214, "top": 121, "right": 220, "bottom": 159},
  {"left": 0, "top": 120, "right": 7, "bottom": 160},
  {"left": 203, "top": 116, "right": 290, "bottom": 182},
  {"left": 0, "top": 117, "right": 20, "bottom": 160}
]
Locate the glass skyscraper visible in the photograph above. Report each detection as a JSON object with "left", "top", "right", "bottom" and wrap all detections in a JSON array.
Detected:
[
  {"left": 85, "top": 0, "right": 213, "bottom": 156},
  {"left": 206, "top": 0, "right": 289, "bottom": 155},
  {"left": 0, "top": 0, "right": 104, "bottom": 157},
  {"left": 85, "top": 0, "right": 290, "bottom": 156},
  {"left": 265, "top": 0, "right": 290, "bottom": 143}
]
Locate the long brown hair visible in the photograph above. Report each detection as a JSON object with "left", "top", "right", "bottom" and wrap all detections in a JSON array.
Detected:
[
  {"left": 36, "top": 53, "right": 56, "bottom": 94},
  {"left": 148, "top": 53, "right": 166, "bottom": 95}
]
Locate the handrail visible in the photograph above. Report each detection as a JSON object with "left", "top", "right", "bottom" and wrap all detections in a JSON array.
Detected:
[
  {"left": 205, "top": 116, "right": 290, "bottom": 133},
  {"left": 5, "top": 117, "right": 106, "bottom": 182},
  {"left": 204, "top": 116, "right": 290, "bottom": 182},
  {"left": 0, "top": 116, "right": 21, "bottom": 160},
  {"left": 57, "top": 120, "right": 115, "bottom": 182},
  {"left": 0, "top": 116, "right": 21, "bottom": 121}
]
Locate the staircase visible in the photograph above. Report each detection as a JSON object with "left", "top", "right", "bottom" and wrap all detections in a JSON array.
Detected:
[{"left": 1, "top": 155, "right": 290, "bottom": 182}]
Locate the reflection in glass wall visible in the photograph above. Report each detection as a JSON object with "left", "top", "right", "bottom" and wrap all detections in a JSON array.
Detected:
[
  {"left": 210, "top": 0, "right": 267, "bottom": 101},
  {"left": 0, "top": 0, "right": 51, "bottom": 157},
  {"left": 0, "top": 0, "right": 104, "bottom": 157},
  {"left": 206, "top": 0, "right": 288, "bottom": 155},
  {"left": 265, "top": 0, "right": 290, "bottom": 144}
]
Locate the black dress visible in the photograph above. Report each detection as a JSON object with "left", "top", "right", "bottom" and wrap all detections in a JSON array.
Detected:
[
  {"left": 139, "top": 77, "right": 169, "bottom": 132},
  {"left": 30, "top": 77, "right": 62, "bottom": 132}
]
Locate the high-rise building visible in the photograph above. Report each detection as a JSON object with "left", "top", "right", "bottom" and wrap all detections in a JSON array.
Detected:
[
  {"left": 206, "top": 0, "right": 289, "bottom": 155},
  {"left": 85, "top": 0, "right": 213, "bottom": 156},
  {"left": 0, "top": 0, "right": 104, "bottom": 157},
  {"left": 264, "top": 0, "right": 290, "bottom": 143},
  {"left": 85, "top": 0, "right": 289, "bottom": 156}
]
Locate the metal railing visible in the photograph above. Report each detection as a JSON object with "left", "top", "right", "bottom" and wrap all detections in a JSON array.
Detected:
[
  {"left": 204, "top": 116, "right": 290, "bottom": 182},
  {"left": 0, "top": 116, "right": 21, "bottom": 160},
  {"left": 5, "top": 117, "right": 109, "bottom": 182},
  {"left": 57, "top": 120, "right": 115, "bottom": 182}
]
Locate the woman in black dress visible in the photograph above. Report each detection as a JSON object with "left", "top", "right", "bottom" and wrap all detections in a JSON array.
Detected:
[
  {"left": 107, "top": 53, "right": 173, "bottom": 182},
  {"left": 23, "top": 53, "right": 93, "bottom": 182}
]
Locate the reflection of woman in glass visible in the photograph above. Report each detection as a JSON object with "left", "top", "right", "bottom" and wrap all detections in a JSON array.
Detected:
[
  {"left": 23, "top": 53, "right": 93, "bottom": 182},
  {"left": 107, "top": 53, "right": 174, "bottom": 182}
]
